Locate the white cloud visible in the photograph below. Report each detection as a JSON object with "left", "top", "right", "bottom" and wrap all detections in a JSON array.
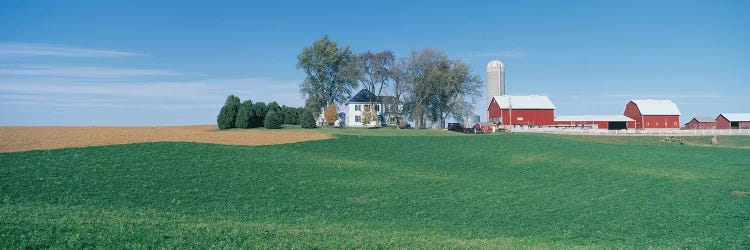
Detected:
[
  {"left": 0, "top": 43, "right": 145, "bottom": 57},
  {"left": 0, "top": 65, "right": 181, "bottom": 78}
]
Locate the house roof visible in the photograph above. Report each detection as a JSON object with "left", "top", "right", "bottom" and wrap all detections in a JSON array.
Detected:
[
  {"left": 717, "top": 113, "right": 750, "bottom": 121},
  {"left": 347, "top": 89, "right": 380, "bottom": 103},
  {"left": 555, "top": 115, "right": 634, "bottom": 122},
  {"left": 690, "top": 117, "right": 716, "bottom": 123},
  {"left": 491, "top": 95, "right": 555, "bottom": 110},
  {"left": 629, "top": 99, "right": 681, "bottom": 116}
]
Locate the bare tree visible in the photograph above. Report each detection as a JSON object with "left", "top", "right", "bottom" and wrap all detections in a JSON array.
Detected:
[
  {"left": 386, "top": 60, "right": 410, "bottom": 127},
  {"left": 352, "top": 50, "right": 394, "bottom": 127},
  {"left": 403, "top": 48, "right": 481, "bottom": 129},
  {"left": 297, "top": 35, "right": 359, "bottom": 116}
]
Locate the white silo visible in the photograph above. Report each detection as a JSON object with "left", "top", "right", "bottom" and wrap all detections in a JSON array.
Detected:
[
  {"left": 486, "top": 60, "right": 505, "bottom": 121},
  {"left": 486, "top": 60, "right": 505, "bottom": 103}
]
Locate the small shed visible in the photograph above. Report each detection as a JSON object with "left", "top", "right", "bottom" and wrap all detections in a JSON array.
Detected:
[
  {"left": 715, "top": 113, "right": 750, "bottom": 129},
  {"left": 684, "top": 117, "right": 716, "bottom": 129}
]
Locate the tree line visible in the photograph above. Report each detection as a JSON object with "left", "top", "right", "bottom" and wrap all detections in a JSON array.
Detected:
[
  {"left": 297, "top": 35, "right": 482, "bottom": 129},
  {"left": 217, "top": 95, "right": 316, "bottom": 129}
]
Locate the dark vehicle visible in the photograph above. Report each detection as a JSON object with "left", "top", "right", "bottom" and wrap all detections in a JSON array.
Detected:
[
  {"left": 447, "top": 123, "right": 463, "bottom": 132},
  {"left": 464, "top": 124, "right": 485, "bottom": 134}
]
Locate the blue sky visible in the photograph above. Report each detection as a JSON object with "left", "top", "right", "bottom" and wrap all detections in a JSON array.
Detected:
[{"left": 1, "top": 0, "right": 748, "bottom": 125}]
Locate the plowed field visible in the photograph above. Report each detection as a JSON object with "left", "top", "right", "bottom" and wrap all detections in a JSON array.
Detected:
[{"left": 0, "top": 125, "right": 329, "bottom": 152}]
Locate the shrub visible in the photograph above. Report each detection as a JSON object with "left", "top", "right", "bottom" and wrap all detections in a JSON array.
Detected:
[
  {"left": 264, "top": 110, "right": 283, "bottom": 129},
  {"left": 252, "top": 102, "right": 268, "bottom": 128},
  {"left": 235, "top": 100, "right": 255, "bottom": 128},
  {"left": 361, "top": 106, "right": 372, "bottom": 127},
  {"left": 324, "top": 104, "right": 338, "bottom": 126},
  {"left": 217, "top": 95, "right": 241, "bottom": 129},
  {"left": 283, "top": 106, "right": 301, "bottom": 125},
  {"left": 299, "top": 110, "right": 317, "bottom": 129}
]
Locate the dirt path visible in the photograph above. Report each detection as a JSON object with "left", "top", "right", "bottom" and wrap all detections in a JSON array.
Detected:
[{"left": 0, "top": 125, "right": 330, "bottom": 152}]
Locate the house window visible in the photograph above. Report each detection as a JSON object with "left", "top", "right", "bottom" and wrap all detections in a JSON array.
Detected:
[
  {"left": 674, "top": 122, "right": 678, "bottom": 126},
  {"left": 364, "top": 105, "right": 370, "bottom": 111},
  {"left": 355, "top": 115, "right": 361, "bottom": 122},
  {"left": 375, "top": 105, "right": 380, "bottom": 112},
  {"left": 355, "top": 105, "right": 361, "bottom": 111}
]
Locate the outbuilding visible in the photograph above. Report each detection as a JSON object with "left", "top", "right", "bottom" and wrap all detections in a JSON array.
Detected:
[
  {"left": 715, "top": 113, "right": 750, "bottom": 129},
  {"left": 684, "top": 117, "right": 716, "bottom": 129},
  {"left": 487, "top": 95, "right": 555, "bottom": 126},
  {"left": 554, "top": 115, "right": 635, "bottom": 130},
  {"left": 623, "top": 99, "right": 681, "bottom": 129}
]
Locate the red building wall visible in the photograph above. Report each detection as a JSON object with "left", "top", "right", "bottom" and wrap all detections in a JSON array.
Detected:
[
  {"left": 487, "top": 100, "right": 554, "bottom": 126},
  {"left": 488, "top": 99, "right": 501, "bottom": 122},
  {"left": 716, "top": 116, "right": 730, "bottom": 129},
  {"left": 684, "top": 120, "right": 716, "bottom": 129},
  {"left": 500, "top": 109, "right": 555, "bottom": 126},
  {"left": 716, "top": 115, "right": 750, "bottom": 129},
  {"left": 623, "top": 101, "right": 680, "bottom": 129},
  {"left": 641, "top": 116, "right": 680, "bottom": 129},
  {"left": 623, "top": 102, "right": 643, "bottom": 128}
]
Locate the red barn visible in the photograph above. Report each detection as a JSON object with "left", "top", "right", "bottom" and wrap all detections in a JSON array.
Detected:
[
  {"left": 554, "top": 115, "right": 635, "bottom": 130},
  {"left": 684, "top": 117, "right": 716, "bottom": 129},
  {"left": 715, "top": 113, "right": 750, "bottom": 129},
  {"left": 623, "top": 100, "right": 681, "bottom": 129},
  {"left": 488, "top": 95, "right": 555, "bottom": 126}
]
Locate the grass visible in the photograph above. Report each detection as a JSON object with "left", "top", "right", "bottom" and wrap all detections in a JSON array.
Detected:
[
  {"left": 550, "top": 134, "right": 750, "bottom": 148},
  {"left": 681, "top": 136, "right": 750, "bottom": 148},
  {"left": 1, "top": 133, "right": 749, "bottom": 248}
]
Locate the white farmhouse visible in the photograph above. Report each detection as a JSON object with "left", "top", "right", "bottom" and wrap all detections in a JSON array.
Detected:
[{"left": 345, "top": 89, "right": 390, "bottom": 127}]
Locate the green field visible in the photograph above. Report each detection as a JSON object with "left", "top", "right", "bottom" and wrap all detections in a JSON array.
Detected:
[{"left": 1, "top": 132, "right": 749, "bottom": 248}]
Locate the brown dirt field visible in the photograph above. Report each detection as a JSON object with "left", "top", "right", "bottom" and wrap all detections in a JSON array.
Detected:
[{"left": 0, "top": 125, "right": 330, "bottom": 152}]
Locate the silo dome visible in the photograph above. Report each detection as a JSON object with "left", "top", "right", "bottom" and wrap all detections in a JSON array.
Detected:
[{"left": 487, "top": 60, "right": 505, "bottom": 69}]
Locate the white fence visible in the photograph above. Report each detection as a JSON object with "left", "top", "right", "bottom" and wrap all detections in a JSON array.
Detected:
[{"left": 505, "top": 126, "right": 750, "bottom": 136}]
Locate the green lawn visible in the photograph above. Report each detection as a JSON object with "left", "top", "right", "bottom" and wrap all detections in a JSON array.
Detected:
[
  {"left": 549, "top": 134, "right": 750, "bottom": 149},
  {"left": 1, "top": 133, "right": 749, "bottom": 248}
]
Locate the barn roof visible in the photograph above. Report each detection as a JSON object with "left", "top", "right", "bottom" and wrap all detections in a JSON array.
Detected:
[
  {"left": 492, "top": 95, "right": 555, "bottom": 110},
  {"left": 555, "top": 115, "right": 634, "bottom": 122},
  {"left": 630, "top": 99, "right": 681, "bottom": 116},
  {"left": 691, "top": 117, "right": 716, "bottom": 123},
  {"left": 717, "top": 113, "right": 750, "bottom": 121}
]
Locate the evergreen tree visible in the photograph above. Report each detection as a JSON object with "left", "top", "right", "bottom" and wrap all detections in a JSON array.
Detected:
[
  {"left": 264, "top": 110, "right": 283, "bottom": 129},
  {"left": 235, "top": 100, "right": 254, "bottom": 128},
  {"left": 217, "top": 95, "right": 241, "bottom": 129},
  {"left": 299, "top": 109, "right": 317, "bottom": 129},
  {"left": 252, "top": 102, "right": 268, "bottom": 128}
]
